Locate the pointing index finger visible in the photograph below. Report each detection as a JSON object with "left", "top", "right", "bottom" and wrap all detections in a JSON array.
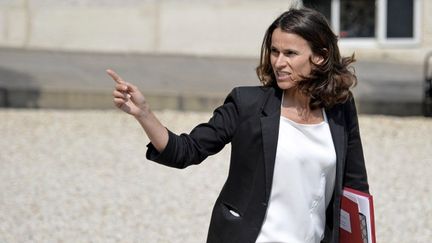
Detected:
[{"left": 106, "top": 69, "right": 124, "bottom": 84}]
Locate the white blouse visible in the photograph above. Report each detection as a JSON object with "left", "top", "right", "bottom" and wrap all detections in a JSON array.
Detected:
[{"left": 256, "top": 110, "right": 336, "bottom": 243}]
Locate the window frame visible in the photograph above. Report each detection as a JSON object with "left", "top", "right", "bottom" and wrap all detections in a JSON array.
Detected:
[
  {"left": 377, "top": 0, "right": 421, "bottom": 46},
  {"left": 327, "top": 0, "right": 422, "bottom": 48}
]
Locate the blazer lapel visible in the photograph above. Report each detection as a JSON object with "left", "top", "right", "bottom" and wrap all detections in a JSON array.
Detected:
[
  {"left": 260, "top": 87, "right": 282, "bottom": 199},
  {"left": 326, "top": 105, "right": 346, "bottom": 194},
  {"left": 325, "top": 104, "right": 347, "bottom": 242}
]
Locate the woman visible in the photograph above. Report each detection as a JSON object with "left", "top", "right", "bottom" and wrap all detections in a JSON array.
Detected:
[{"left": 108, "top": 8, "right": 369, "bottom": 243}]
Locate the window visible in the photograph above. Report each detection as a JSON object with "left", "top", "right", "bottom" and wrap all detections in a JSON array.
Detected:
[
  {"left": 339, "top": 0, "right": 376, "bottom": 38},
  {"left": 303, "top": 0, "right": 332, "bottom": 22},
  {"left": 302, "top": 0, "right": 420, "bottom": 45},
  {"left": 386, "top": 0, "right": 414, "bottom": 38}
]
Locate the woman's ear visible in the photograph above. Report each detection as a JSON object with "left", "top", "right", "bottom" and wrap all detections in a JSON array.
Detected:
[
  {"left": 312, "top": 54, "right": 325, "bottom": 65},
  {"left": 312, "top": 48, "right": 327, "bottom": 65}
]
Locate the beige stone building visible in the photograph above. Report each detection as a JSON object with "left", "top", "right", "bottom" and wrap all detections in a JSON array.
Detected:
[{"left": 0, "top": 0, "right": 430, "bottom": 64}]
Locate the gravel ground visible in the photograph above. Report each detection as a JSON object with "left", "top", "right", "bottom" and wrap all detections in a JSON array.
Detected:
[{"left": 0, "top": 109, "right": 431, "bottom": 243}]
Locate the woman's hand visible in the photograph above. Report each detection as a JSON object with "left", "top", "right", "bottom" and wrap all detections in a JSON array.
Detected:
[
  {"left": 107, "top": 68, "right": 168, "bottom": 152},
  {"left": 107, "top": 69, "right": 149, "bottom": 118}
]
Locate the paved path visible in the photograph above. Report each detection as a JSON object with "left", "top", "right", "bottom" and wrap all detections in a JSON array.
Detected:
[
  {"left": 0, "top": 48, "right": 427, "bottom": 115},
  {"left": 0, "top": 109, "right": 431, "bottom": 242}
]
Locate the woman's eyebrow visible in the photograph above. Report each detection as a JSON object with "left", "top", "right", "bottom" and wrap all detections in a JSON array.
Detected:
[{"left": 271, "top": 45, "right": 298, "bottom": 52}]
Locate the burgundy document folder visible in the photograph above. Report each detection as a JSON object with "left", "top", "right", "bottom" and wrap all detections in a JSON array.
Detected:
[{"left": 339, "top": 187, "right": 376, "bottom": 243}]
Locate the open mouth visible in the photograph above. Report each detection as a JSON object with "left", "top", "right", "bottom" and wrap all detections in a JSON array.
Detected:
[{"left": 276, "top": 71, "right": 291, "bottom": 80}]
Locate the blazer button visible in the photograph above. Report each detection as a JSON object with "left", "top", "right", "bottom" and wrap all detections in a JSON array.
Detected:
[{"left": 262, "top": 202, "right": 267, "bottom": 207}]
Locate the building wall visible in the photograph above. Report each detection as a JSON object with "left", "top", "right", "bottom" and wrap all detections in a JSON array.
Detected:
[{"left": 0, "top": 0, "right": 430, "bottom": 63}]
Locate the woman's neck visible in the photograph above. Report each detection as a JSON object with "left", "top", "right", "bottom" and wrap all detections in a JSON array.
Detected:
[
  {"left": 281, "top": 88, "right": 323, "bottom": 124},
  {"left": 282, "top": 88, "right": 310, "bottom": 110}
]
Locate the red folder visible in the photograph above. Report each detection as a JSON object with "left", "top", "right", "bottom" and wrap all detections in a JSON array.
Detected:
[{"left": 339, "top": 187, "right": 376, "bottom": 243}]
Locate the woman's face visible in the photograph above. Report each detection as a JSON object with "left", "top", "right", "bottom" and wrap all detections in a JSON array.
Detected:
[{"left": 270, "top": 28, "right": 320, "bottom": 90}]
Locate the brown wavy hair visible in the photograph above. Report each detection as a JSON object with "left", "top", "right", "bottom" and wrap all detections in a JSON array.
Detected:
[{"left": 256, "top": 8, "right": 357, "bottom": 109}]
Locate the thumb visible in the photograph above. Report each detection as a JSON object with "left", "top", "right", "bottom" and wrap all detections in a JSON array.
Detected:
[
  {"left": 124, "top": 82, "right": 145, "bottom": 102},
  {"left": 124, "top": 82, "right": 141, "bottom": 96},
  {"left": 124, "top": 82, "right": 138, "bottom": 93}
]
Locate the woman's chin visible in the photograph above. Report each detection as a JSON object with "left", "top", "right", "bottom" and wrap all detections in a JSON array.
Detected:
[{"left": 276, "top": 80, "right": 295, "bottom": 90}]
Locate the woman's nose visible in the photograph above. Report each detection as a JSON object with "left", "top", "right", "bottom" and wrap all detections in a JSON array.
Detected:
[{"left": 275, "top": 54, "right": 287, "bottom": 69}]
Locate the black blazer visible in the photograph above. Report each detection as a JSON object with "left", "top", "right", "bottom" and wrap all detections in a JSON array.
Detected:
[{"left": 147, "top": 86, "right": 369, "bottom": 243}]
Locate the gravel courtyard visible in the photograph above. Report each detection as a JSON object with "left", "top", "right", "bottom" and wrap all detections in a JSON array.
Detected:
[{"left": 0, "top": 109, "right": 431, "bottom": 242}]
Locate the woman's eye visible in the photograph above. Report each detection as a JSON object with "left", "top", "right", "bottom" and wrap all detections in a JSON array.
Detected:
[{"left": 285, "top": 51, "right": 297, "bottom": 56}]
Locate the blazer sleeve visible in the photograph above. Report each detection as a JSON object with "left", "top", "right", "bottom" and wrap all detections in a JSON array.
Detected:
[
  {"left": 343, "top": 98, "right": 370, "bottom": 193},
  {"left": 146, "top": 88, "right": 240, "bottom": 169}
]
